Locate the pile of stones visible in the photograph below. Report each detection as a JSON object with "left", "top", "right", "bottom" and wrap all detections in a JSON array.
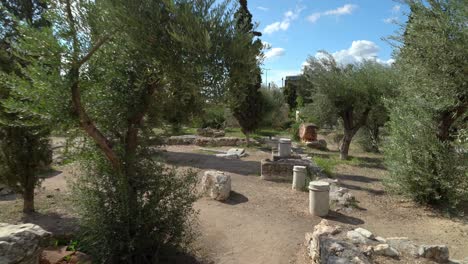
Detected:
[{"left": 305, "top": 220, "right": 468, "bottom": 264}]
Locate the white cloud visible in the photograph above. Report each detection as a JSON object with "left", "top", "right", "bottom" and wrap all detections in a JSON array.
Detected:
[
  {"left": 307, "top": 4, "right": 358, "bottom": 24},
  {"left": 257, "top": 6, "right": 269, "bottom": 11},
  {"left": 317, "top": 40, "right": 394, "bottom": 66},
  {"left": 323, "top": 4, "right": 357, "bottom": 16},
  {"left": 383, "top": 17, "right": 398, "bottom": 24},
  {"left": 392, "top": 5, "right": 401, "bottom": 13},
  {"left": 263, "top": 6, "right": 304, "bottom": 34},
  {"left": 307, "top": 13, "right": 321, "bottom": 23},
  {"left": 265, "top": 47, "right": 286, "bottom": 60}
]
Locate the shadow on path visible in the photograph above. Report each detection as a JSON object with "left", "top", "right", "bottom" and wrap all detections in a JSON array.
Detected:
[
  {"left": 22, "top": 211, "right": 79, "bottom": 235},
  {"left": 223, "top": 191, "right": 249, "bottom": 205},
  {"left": 164, "top": 151, "right": 260, "bottom": 176},
  {"left": 324, "top": 210, "right": 365, "bottom": 225}
]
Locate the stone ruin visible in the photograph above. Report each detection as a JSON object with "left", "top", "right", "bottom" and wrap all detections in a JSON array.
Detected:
[
  {"left": 305, "top": 220, "right": 468, "bottom": 264},
  {"left": 196, "top": 127, "right": 225, "bottom": 138},
  {"left": 165, "top": 135, "right": 254, "bottom": 147},
  {"left": 201, "top": 170, "right": 231, "bottom": 201},
  {"left": 299, "top": 123, "right": 328, "bottom": 150}
]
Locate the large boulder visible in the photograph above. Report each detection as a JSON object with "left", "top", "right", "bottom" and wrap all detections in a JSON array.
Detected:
[
  {"left": 299, "top": 123, "right": 318, "bottom": 142},
  {"left": 418, "top": 245, "right": 449, "bottom": 263},
  {"left": 0, "top": 223, "right": 52, "bottom": 264},
  {"left": 201, "top": 171, "right": 231, "bottom": 201}
]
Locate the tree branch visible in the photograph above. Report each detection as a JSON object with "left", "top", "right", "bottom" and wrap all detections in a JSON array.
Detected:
[{"left": 65, "top": 0, "right": 120, "bottom": 170}]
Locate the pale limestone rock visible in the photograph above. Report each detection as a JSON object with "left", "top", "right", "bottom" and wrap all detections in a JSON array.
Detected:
[
  {"left": 373, "top": 244, "right": 400, "bottom": 258},
  {"left": 201, "top": 171, "right": 231, "bottom": 201},
  {"left": 418, "top": 245, "right": 449, "bottom": 263},
  {"left": 346, "top": 230, "right": 372, "bottom": 245},
  {"left": 386, "top": 237, "right": 418, "bottom": 256},
  {"left": 0, "top": 223, "right": 51, "bottom": 264},
  {"left": 354, "top": 228, "right": 374, "bottom": 240}
]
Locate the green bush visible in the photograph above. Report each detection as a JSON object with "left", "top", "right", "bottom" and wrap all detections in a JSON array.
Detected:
[
  {"left": 289, "top": 122, "right": 301, "bottom": 141},
  {"left": 385, "top": 104, "right": 468, "bottom": 210},
  {"left": 72, "top": 146, "right": 198, "bottom": 262},
  {"left": 260, "top": 88, "right": 290, "bottom": 129},
  {"left": 196, "top": 104, "right": 226, "bottom": 129}
]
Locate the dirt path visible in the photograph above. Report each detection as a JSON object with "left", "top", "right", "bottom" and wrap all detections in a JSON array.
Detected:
[
  {"left": 2, "top": 142, "right": 467, "bottom": 263},
  {"left": 165, "top": 145, "right": 321, "bottom": 263}
]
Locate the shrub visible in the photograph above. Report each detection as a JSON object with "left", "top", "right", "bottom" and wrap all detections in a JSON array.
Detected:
[
  {"left": 289, "top": 122, "right": 301, "bottom": 141},
  {"left": 72, "top": 146, "right": 198, "bottom": 262},
  {"left": 197, "top": 105, "right": 226, "bottom": 129},
  {"left": 385, "top": 104, "right": 468, "bottom": 210}
]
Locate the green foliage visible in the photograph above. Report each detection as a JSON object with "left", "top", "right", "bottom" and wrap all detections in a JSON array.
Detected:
[
  {"left": 289, "top": 122, "right": 301, "bottom": 141},
  {"left": 303, "top": 53, "right": 397, "bottom": 159},
  {"left": 72, "top": 146, "right": 198, "bottom": 262},
  {"left": 227, "top": 0, "right": 263, "bottom": 139},
  {"left": 385, "top": 0, "right": 468, "bottom": 210},
  {"left": 260, "top": 87, "right": 289, "bottom": 129},
  {"left": 2, "top": 0, "right": 238, "bottom": 260},
  {"left": 0, "top": 0, "right": 53, "bottom": 213},
  {"left": 197, "top": 104, "right": 226, "bottom": 129}
]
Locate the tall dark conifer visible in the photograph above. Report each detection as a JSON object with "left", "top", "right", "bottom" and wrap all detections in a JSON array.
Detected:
[{"left": 229, "top": 0, "right": 263, "bottom": 144}]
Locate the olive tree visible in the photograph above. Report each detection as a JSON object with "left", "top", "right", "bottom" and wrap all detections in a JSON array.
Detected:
[
  {"left": 303, "top": 53, "right": 396, "bottom": 159},
  {"left": 4, "top": 0, "right": 237, "bottom": 261},
  {"left": 385, "top": 0, "right": 467, "bottom": 209}
]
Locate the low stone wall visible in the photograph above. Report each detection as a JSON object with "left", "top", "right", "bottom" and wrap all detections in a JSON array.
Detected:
[
  {"left": 261, "top": 158, "right": 324, "bottom": 181},
  {"left": 305, "top": 220, "right": 468, "bottom": 264},
  {"left": 165, "top": 135, "right": 250, "bottom": 147}
]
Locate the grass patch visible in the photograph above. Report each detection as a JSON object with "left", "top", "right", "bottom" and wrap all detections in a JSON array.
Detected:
[{"left": 312, "top": 156, "right": 363, "bottom": 177}]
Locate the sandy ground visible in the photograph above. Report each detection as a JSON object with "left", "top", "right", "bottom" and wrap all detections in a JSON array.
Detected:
[{"left": 1, "top": 142, "right": 467, "bottom": 263}]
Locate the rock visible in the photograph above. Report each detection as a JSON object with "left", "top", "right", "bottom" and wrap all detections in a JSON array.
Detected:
[
  {"left": 346, "top": 230, "right": 373, "bottom": 245},
  {"left": 373, "top": 244, "right": 400, "bottom": 258},
  {"left": 330, "top": 186, "right": 356, "bottom": 210},
  {"left": 226, "top": 148, "right": 246, "bottom": 157},
  {"left": 386, "top": 237, "right": 418, "bottom": 256},
  {"left": 375, "top": 236, "right": 387, "bottom": 243},
  {"left": 166, "top": 135, "right": 196, "bottom": 145},
  {"left": 299, "top": 123, "right": 318, "bottom": 142},
  {"left": 201, "top": 171, "right": 231, "bottom": 201},
  {"left": 215, "top": 153, "right": 240, "bottom": 159},
  {"left": 197, "top": 128, "right": 225, "bottom": 138},
  {"left": 354, "top": 228, "right": 374, "bottom": 240},
  {"left": 306, "top": 139, "right": 328, "bottom": 150},
  {"left": 417, "top": 245, "right": 449, "bottom": 263},
  {"left": 0, "top": 223, "right": 52, "bottom": 264}
]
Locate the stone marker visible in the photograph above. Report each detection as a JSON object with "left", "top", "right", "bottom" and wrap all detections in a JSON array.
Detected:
[
  {"left": 292, "top": 166, "right": 307, "bottom": 191},
  {"left": 278, "top": 138, "right": 292, "bottom": 157},
  {"left": 0, "top": 223, "right": 51, "bottom": 264},
  {"left": 299, "top": 123, "right": 318, "bottom": 142},
  {"left": 201, "top": 171, "right": 231, "bottom": 201},
  {"left": 308, "top": 181, "right": 330, "bottom": 217}
]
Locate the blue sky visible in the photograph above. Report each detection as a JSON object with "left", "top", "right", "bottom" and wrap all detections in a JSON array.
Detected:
[{"left": 247, "top": 0, "right": 408, "bottom": 86}]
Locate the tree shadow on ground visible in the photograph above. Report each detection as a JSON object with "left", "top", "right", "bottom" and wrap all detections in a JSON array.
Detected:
[
  {"left": 223, "top": 191, "right": 248, "bottom": 205},
  {"left": 336, "top": 174, "right": 380, "bottom": 183},
  {"left": 38, "top": 168, "right": 63, "bottom": 179},
  {"left": 338, "top": 182, "right": 385, "bottom": 196},
  {"left": 353, "top": 156, "right": 386, "bottom": 170},
  {"left": 21, "top": 211, "right": 79, "bottom": 236},
  {"left": 163, "top": 151, "right": 260, "bottom": 176},
  {"left": 0, "top": 193, "right": 17, "bottom": 201},
  {"left": 324, "top": 210, "right": 365, "bottom": 225}
]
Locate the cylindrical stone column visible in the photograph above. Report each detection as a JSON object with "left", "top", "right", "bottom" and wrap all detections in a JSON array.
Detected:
[
  {"left": 278, "top": 138, "right": 291, "bottom": 157},
  {"left": 292, "top": 166, "right": 307, "bottom": 191},
  {"left": 308, "top": 181, "right": 330, "bottom": 217}
]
